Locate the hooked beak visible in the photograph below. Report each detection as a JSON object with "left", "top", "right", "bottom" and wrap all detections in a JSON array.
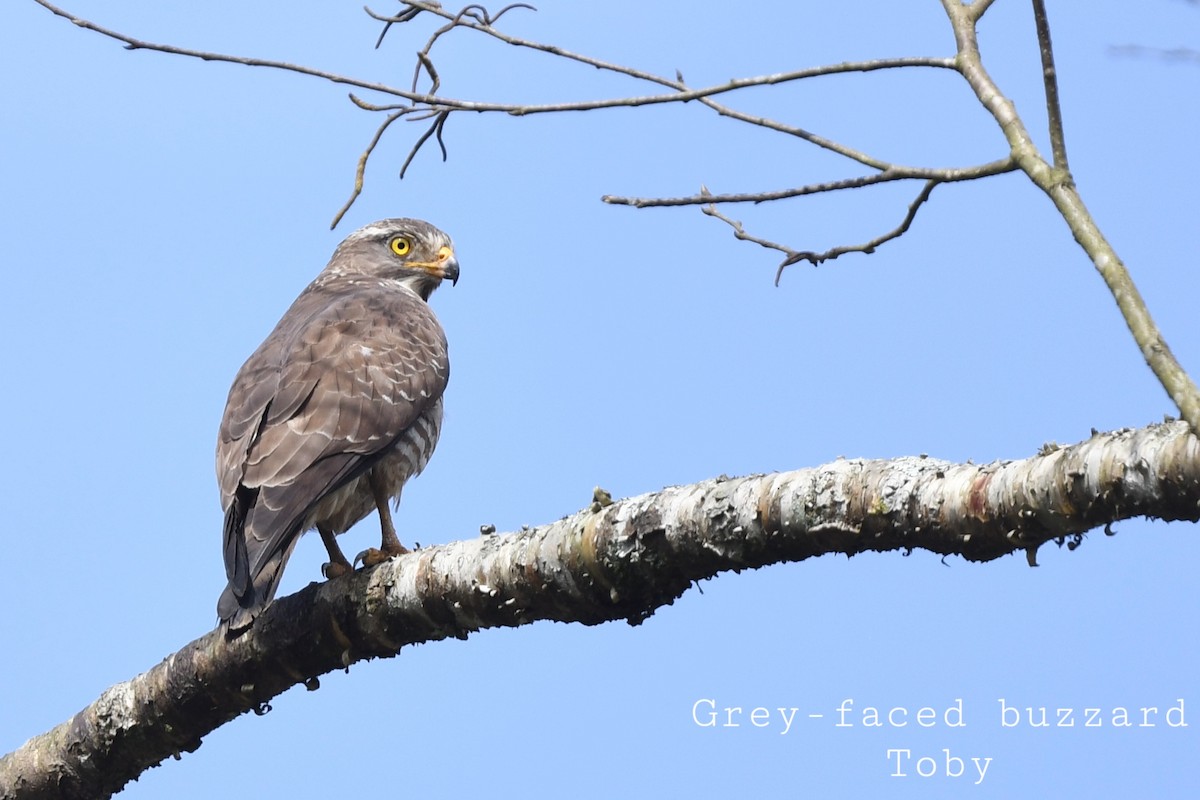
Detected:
[{"left": 436, "top": 245, "right": 459, "bottom": 286}]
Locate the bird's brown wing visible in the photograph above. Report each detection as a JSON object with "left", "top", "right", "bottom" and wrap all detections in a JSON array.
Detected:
[{"left": 216, "top": 278, "right": 449, "bottom": 622}]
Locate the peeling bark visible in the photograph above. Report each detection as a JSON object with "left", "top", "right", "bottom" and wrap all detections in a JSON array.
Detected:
[{"left": 3, "top": 421, "right": 1198, "bottom": 799}]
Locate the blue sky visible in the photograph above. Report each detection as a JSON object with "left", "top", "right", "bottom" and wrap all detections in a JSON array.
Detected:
[{"left": 3, "top": 1, "right": 1199, "bottom": 797}]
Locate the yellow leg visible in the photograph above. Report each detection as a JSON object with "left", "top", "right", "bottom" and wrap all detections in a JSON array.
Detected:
[
  {"left": 319, "top": 525, "right": 353, "bottom": 578},
  {"left": 356, "top": 470, "right": 410, "bottom": 567}
]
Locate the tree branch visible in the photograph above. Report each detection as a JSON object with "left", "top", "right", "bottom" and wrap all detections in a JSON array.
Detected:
[
  {"left": 700, "top": 203, "right": 806, "bottom": 280},
  {"left": 32, "top": 0, "right": 960, "bottom": 231},
  {"left": 696, "top": 158, "right": 1015, "bottom": 282},
  {"left": 942, "top": 0, "right": 1200, "bottom": 433},
  {"left": 330, "top": 108, "right": 406, "bottom": 229},
  {"left": 603, "top": 158, "right": 1016, "bottom": 208},
  {"left": 380, "top": 0, "right": 955, "bottom": 172},
  {"left": 4, "top": 421, "right": 1199, "bottom": 799},
  {"left": 30, "top": 0, "right": 952, "bottom": 119},
  {"left": 783, "top": 179, "right": 938, "bottom": 279},
  {"left": 1031, "top": 0, "right": 1070, "bottom": 171},
  {"left": 703, "top": 178, "right": 939, "bottom": 284},
  {"left": 357, "top": 1, "right": 1005, "bottom": 276},
  {"left": 32, "top": 0, "right": 1200, "bottom": 432},
  {"left": 31, "top": 0, "right": 422, "bottom": 100}
]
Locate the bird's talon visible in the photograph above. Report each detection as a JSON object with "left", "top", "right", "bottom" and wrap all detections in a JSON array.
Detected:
[
  {"left": 322, "top": 561, "right": 352, "bottom": 579},
  {"left": 353, "top": 544, "right": 410, "bottom": 569},
  {"left": 354, "top": 548, "right": 384, "bottom": 568}
]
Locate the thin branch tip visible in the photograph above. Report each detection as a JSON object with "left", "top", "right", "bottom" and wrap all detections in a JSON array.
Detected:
[{"left": 1031, "top": 0, "right": 1070, "bottom": 171}]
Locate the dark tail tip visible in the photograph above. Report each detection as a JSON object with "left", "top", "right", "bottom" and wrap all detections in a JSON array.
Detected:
[{"left": 217, "top": 584, "right": 258, "bottom": 635}]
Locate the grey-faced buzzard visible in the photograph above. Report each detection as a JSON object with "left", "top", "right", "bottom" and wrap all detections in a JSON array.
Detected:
[{"left": 216, "top": 218, "right": 459, "bottom": 630}]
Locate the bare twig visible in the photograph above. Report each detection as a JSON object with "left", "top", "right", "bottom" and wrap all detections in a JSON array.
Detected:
[
  {"left": 31, "top": 0, "right": 425, "bottom": 100},
  {"left": 413, "top": 50, "right": 440, "bottom": 95},
  {"left": 368, "top": 2, "right": 535, "bottom": 49},
  {"left": 703, "top": 179, "right": 940, "bottom": 284},
  {"left": 780, "top": 180, "right": 938, "bottom": 281},
  {"left": 398, "top": 110, "right": 451, "bottom": 179},
  {"left": 331, "top": 109, "right": 406, "bottom": 229},
  {"left": 371, "top": 3, "right": 424, "bottom": 49},
  {"left": 604, "top": 158, "right": 1016, "bottom": 208},
  {"left": 618, "top": 155, "right": 1009, "bottom": 277},
  {"left": 701, "top": 204, "right": 803, "bottom": 280},
  {"left": 1031, "top": 0, "right": 1070, "bottom": 171},
  {"left": 404, "top": 4, "right": 532, "bottom": 96}
]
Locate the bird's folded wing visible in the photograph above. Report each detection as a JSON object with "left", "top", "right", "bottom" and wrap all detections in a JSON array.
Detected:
[{"left": 217, "top": 282, "right": 449, "bottom": 580}]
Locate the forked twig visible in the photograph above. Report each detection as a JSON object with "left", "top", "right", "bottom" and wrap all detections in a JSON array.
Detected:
[
  {"left": 705, "top": 180, "right": 939, "bottom": 285},
  {"left": 399, "top": 110, "right": 451, "bottom": 179},
  {"left": 940, "top": 0, "right": 1200, "bottom": 430},
  {"left": 701, "top": 203, "right": 802, "bottom": 280},
  {"left": 779, "top": 180, "right": 938, "bottom": 281}
]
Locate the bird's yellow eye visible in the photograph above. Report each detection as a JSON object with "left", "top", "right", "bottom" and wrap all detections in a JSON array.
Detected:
[{"left": 390, "top": 236, "right": 412, "bottom": 257}]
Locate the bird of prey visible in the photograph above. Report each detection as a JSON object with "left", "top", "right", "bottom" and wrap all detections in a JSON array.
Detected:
[{"left": 215, "top": 218, "right": 459, "bottom": 630}]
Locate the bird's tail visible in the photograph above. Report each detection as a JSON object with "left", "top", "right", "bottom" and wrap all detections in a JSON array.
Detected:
[
  {"left": 217, "top": 492, "right": 301, "bottom": 633},
  {"left": 217, "top": 584, "right": 258, "bottom": 632},
  {"left": 217, "top": 542, "right": 297, "bottom": 632},
  {"left": 217, "top": 456, "right": 361, "bottom": 632}
]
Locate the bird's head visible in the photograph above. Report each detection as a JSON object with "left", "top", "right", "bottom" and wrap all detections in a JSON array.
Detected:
[{"left": 329, "top": 218, "right": 460, "bottom": 300}]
